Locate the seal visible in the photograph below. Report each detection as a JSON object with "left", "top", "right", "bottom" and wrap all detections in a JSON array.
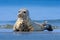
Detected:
[{"left": 13, "top": 8, "right": 34, "bottom": 32}]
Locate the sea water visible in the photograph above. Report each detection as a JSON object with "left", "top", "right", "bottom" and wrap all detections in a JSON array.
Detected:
[{"left": 0, "top": 20, "right": 60, "bottom": 40}]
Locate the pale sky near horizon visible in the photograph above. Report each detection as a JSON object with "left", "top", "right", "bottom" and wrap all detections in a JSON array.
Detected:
[{"left": 0, "top": 0, "right": 60, "bottom": 21}]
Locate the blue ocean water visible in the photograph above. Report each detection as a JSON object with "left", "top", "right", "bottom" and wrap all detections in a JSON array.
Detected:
[
  {"left": 0, "top": 20, "right": 60, "bottom": 40},
  {"left": 0, "top": 21, "right": 15, "bottom": 25}
]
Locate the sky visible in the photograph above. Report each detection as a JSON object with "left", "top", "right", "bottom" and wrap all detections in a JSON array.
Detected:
[{"left": 0, "top": 0, "right": 60, "bottom": 21}]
